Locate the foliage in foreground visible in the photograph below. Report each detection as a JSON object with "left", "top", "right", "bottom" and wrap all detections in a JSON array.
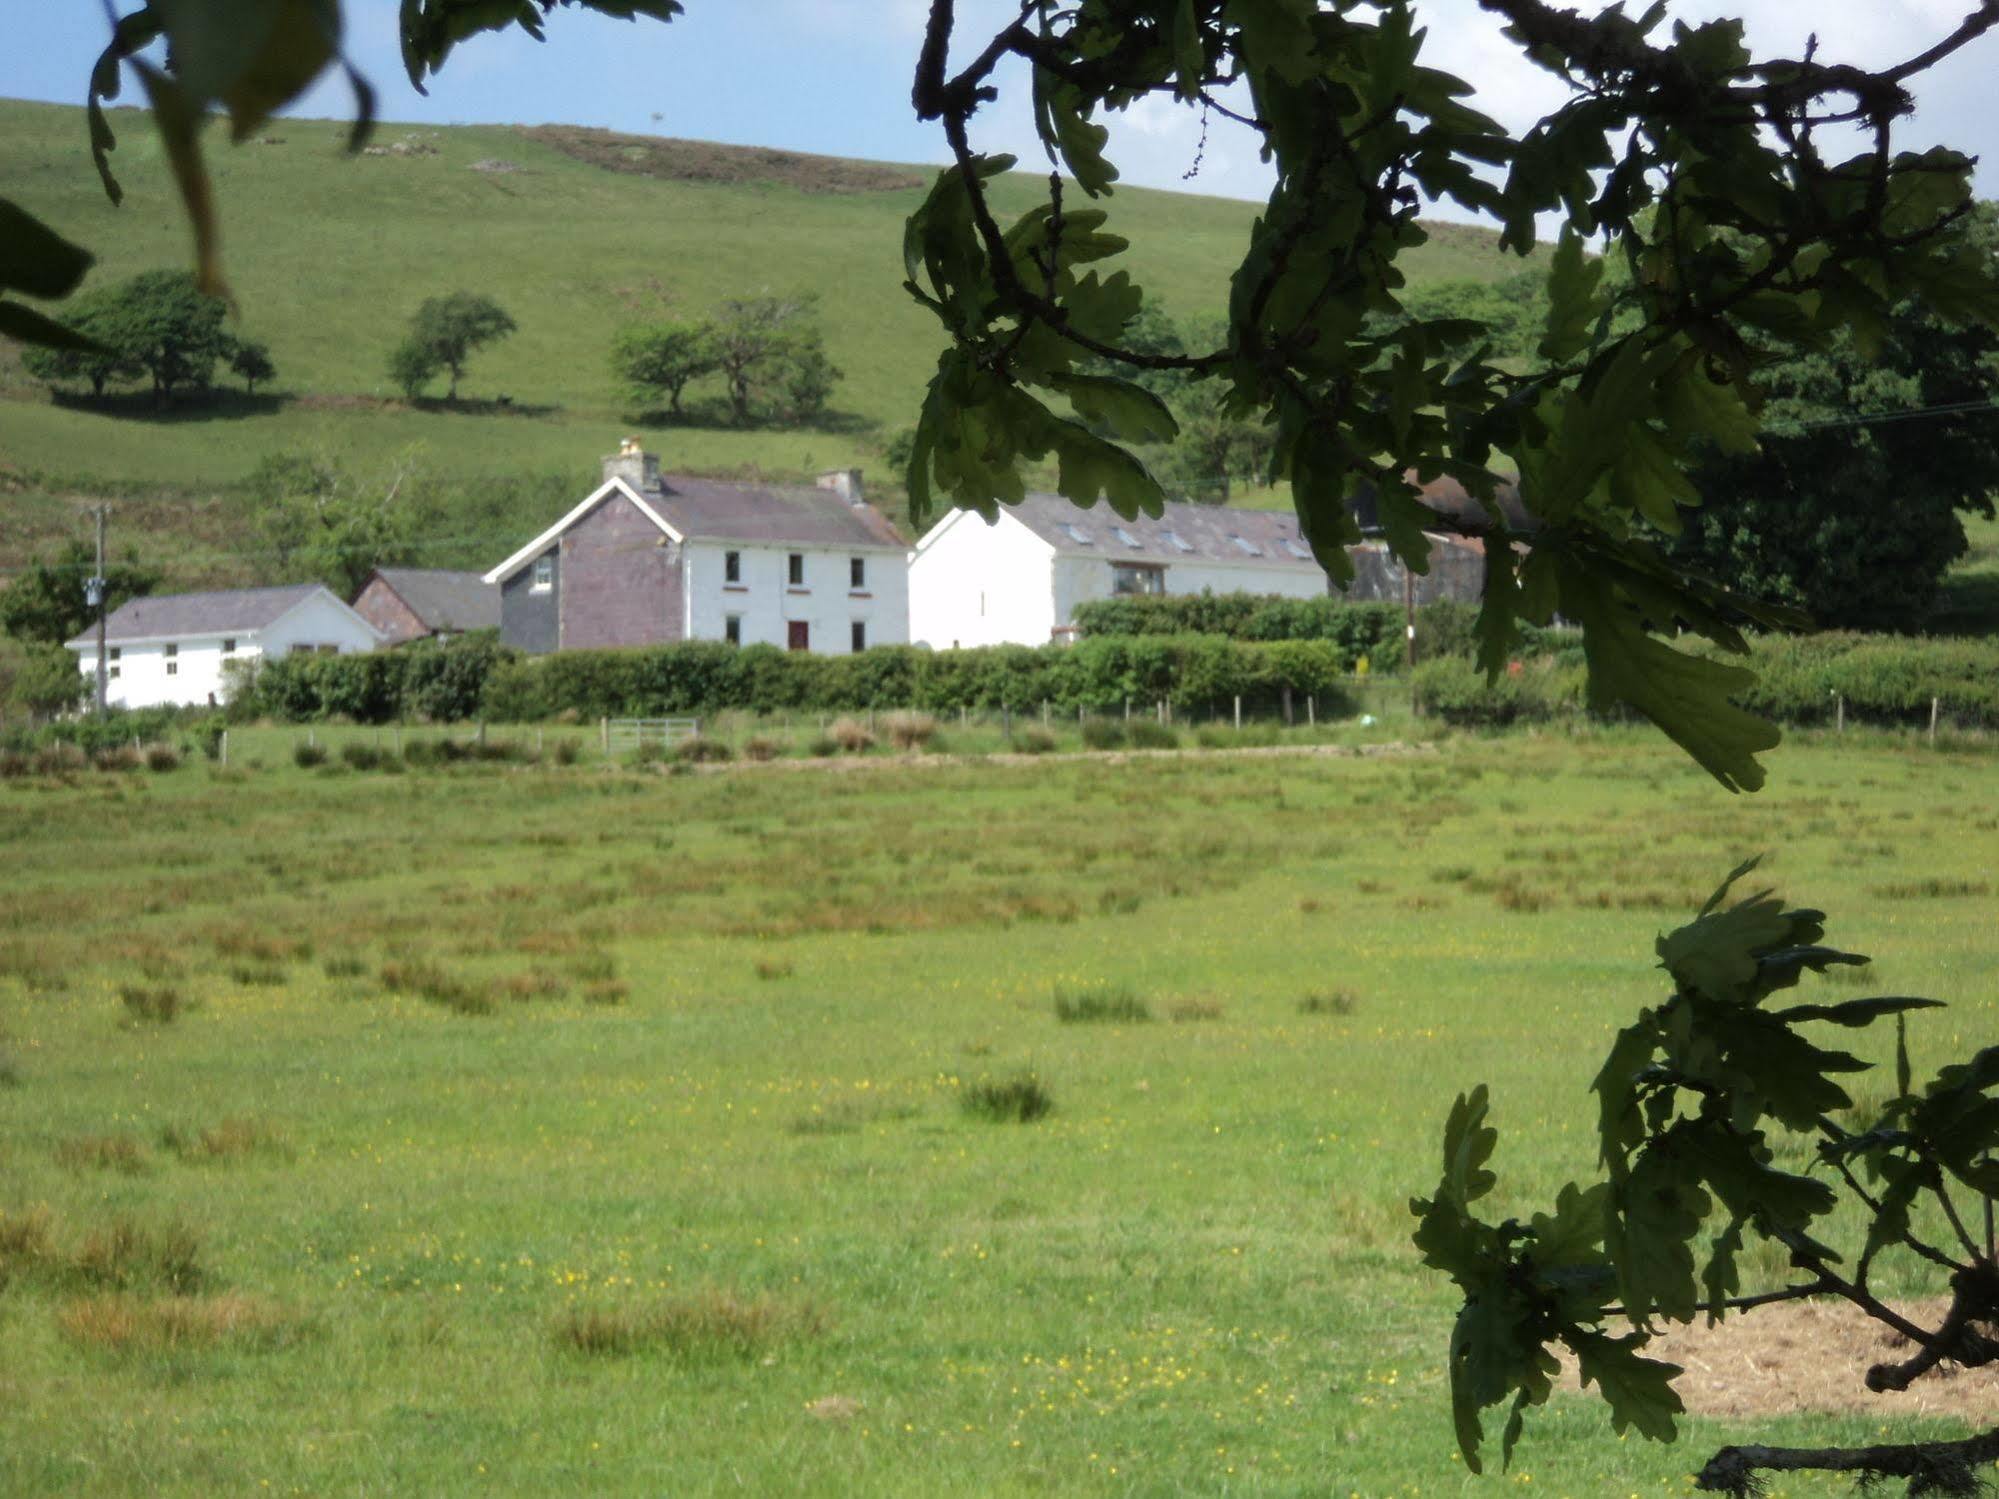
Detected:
[{"left": 1414, "top": 859, "right": 1998, "bottom": 1495}]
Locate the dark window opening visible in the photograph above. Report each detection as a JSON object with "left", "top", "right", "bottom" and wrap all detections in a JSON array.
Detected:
[
  {"left": 725, "top": 615, "right": 742, "bottom": 646},
  {"left": 850, "top": 556, "right": 865, "bottom": 589},
  {"left": 788, "top": 553, "right": 805, "bottom": 587},
  {"left": 851, "top": 620, "right": 866, "bottom": 653},
  {"left": 725, "top": 550, "right": 742, "bottom": 584}
]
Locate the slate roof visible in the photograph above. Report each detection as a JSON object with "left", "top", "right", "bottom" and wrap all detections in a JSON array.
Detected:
[
  {"left": 999, "top": 494, "right": 1327, "bottom": 570},
  {"left": 66, "top": 584, "right": 326, "bottom": 648},
  {"left": 652, "top": 476, "right": 906, "bottom": 549},
  {"left": 369, "top": 568, "right": 499, "bottom": 632}
]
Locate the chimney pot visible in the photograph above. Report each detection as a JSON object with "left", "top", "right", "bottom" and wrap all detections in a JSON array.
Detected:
[
  {"left": 816, "top": 467, "right": 865, "bottom": 507},
  {"left": 603, "top": 441, "right": 660, "bottom": 494}
]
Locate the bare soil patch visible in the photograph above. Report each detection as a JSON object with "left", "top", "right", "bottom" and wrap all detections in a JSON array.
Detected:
[
  {"left": 1568, "top": 1299, "right": 1997, "bottom": 1422},
  {"left": 523, "top": 125, "right": 925, "bottom": 194}
]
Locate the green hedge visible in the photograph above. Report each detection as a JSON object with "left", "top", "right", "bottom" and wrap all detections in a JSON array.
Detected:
[
  {"left": 237, "top": 634, "right": 1362, "bottom": 724},
  {"left": 233, "top": 633, "right": 512, "bottom": 725},
  {"left": 1070, "top": 594, "right": 1405, "bottom": 665},
  {"left": 1417, "top": 633, "right": 1999, "bottom": 729}
]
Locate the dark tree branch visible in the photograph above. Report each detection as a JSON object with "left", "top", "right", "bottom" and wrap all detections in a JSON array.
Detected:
[{"left": 1696, "top": 1423, "right": 1999, "bottom": 1497}]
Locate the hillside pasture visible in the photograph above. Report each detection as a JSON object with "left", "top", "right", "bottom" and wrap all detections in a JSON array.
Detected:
[
  {"left": 1, "top": 733, "right": 1995, "bottom": 1495},
  {"left": 0, "top": 97, "right": 1542, "bottom": 498}
]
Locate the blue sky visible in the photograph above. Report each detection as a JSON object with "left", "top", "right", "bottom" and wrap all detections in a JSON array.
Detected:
[{"left": 3, "top": 1, "right": 1994, "bottom": 215}]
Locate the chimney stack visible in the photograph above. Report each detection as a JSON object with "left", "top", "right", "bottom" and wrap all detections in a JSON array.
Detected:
[
  {"left": 603, "top": 437, "right": 661, "bottom": 495},
  {"left": 816, "top": 468, "right": 865, "bottom": 507}
]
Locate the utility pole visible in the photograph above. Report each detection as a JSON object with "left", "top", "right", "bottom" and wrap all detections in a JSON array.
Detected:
[{"left": 86, "top": 505, "right": 109, "bottom": 717}]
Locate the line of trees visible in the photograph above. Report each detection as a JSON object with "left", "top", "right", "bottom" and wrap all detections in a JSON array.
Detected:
[
  {"left": 19, "top": 269, "right": 277, "bottom": 403},
  {"left": 610, "top": 292, "right": 840, "bottom": 427}
]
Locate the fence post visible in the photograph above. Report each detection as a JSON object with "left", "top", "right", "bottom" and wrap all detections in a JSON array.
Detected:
[
  {"left": 1233, "top": 695, "right": 1242, "bottom": 731},
  {"left": 600, "top": 716, "right": 610, "bottom": 757},
  {"left": 1930, "top": 695, "right": 1940, "bottom": 746},
  {"left": 307, "top": 726, "right": 316, "bottom": 749},
  {"left": 1282, "top": 684, "right": 1294, "bottom": 727},
  {"left": 1308, "top": 695, "right": 1315, "bottom": 727},
  {"left": 1042, "top": 700, "right": 1050, "bottom": 727},
  {"left": 1836, "top": 694, "right": 1845, "bottom": 734},
  {"left": 219, "top": 729, "right": 228, "bottom": 767},
  {"left": 1124, "top": 696, "right": 1130, "bottom": 722}
]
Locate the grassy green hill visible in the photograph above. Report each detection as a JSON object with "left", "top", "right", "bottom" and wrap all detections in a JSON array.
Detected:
[{"left": 0, "top": 96, "right": 1541, "bottom": 586}]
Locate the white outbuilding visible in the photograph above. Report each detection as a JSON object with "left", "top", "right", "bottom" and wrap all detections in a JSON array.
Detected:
[
  {"left": 909, "top": 495, "right": 1336, "bottom": 649},
  {"left": 67, "top": 584, "right": 383, "bottom": 709}
]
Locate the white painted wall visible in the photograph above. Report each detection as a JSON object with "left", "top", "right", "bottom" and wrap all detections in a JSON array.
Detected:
[
  {"left": 1052, "top": 554, "right": 1329, "bottom": 628},
  {"left": 71, "top": 591, "right": 379, "bottom": 709},
  {"left": 684, "top": 540, "right": 909, "bottom": 653},
  {"left": 86, "top": 636, "right": 258, "bottom": 709},
  {"left": 908, "top": 510, "right": 1058, "bottom": 649}
]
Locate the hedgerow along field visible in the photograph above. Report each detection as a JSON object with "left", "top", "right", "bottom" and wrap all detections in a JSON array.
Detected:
[{"left": 3, "top": 730, "right": 1996, "bottom": 1496}]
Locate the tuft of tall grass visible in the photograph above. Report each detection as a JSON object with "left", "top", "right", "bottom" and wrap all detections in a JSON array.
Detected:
[
  {"left": 787, "top": 1097, "right": 919, "bottom": 1135},
  {"left": 1297, "top": 991, "right": 1358, "bottom": 1016},
  {"left": 58, "top": 1293, "right": 298, "bottom": 1353},
  {"left": 1011, "top": 727, "right": 1058, "bottom": 755},
  {"left": 54, "top": 1133, "right": 150, "bottom": 1174},
  {"left": 1053, "top": 983, "right": 1150, "bottom": 1024},
  {"left": 884, "top": 712, "right": 939, "bottom": 751},
  {"left": 828, "top": 717, "right": 875, "bottom": 754},
  {"left": 143, "top": 743, "right": 181, "bottom": 773},
  {"left": 161, "top": 1116, "right": 290, "bottom": 1163},
  {"left": 754, "top": 958, "right": 795, "bottom": 981},
  {"left": 554, "top": 1289, "right": 826, "bottom": 1360},
  {"left": 377, "top": 960, "right": 494, "bottom": 1016},
  {"left": 119, "top": 985, "right": 186, "bottom": 1025},
  {"left": 743, "top": 734, "right": 786, "bottom": 762},
  {"left": 674, "top": 735, "right": 734, "bottom": 764},
  {"left": 293, "top": 742, "right": 329, "bottom": 769},
  {"left": 960, "top": 1071, "right": 1054, "bottom": 1123},
  {"left": 1169, "top": 998, "right": 1225, "bottom": 1023},
  {"left": 1124, "top": 720, "right": 1179, "bottom": 750},
  {"left": 75, "top": 1216, "right": 204, "bottom": 1293}
]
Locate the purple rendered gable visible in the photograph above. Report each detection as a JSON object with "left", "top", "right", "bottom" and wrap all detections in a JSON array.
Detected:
[{"left": 558, "top": 489, "right": 685, "bottom": 649}]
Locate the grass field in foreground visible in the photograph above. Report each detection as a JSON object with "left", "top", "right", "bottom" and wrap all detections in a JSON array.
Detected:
[{"left": 2, "top": 731, "right": 1995, "bottom": 1496}]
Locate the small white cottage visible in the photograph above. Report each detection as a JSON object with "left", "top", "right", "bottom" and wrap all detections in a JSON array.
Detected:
[{"left": 67, "top": 584, "right": 383, "bottom": 709}]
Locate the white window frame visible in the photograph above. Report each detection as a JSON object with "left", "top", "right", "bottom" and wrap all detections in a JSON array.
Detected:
[{"left": 531, "top": 555, "right": 554, "bottom": 593}]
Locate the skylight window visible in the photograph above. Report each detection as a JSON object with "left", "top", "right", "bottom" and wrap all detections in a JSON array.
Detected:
[
  {"left": 1114, "top": 526, "right": 1142, "bottom": 548},
  {"left": 1229, "top": 535, "right": 1262, "bottom": 556},
  {"left": 1059, "top": 522, "right": 1095, "bottom": 545},
  {"left": 1160, "top": 529, "right": 1193, "bottom": 553}
]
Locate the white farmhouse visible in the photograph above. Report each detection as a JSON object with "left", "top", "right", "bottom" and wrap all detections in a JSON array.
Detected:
[
  {"left": 66, "top": 584, "right": 383, "bottom": 709},
  {"left": 911, "top": 489, "right": 1495, "bottom": 648},
  {"left": 484, "top": 442, "right": 909, "bottom": 655},
  {"left": 909, "top": 495, "right": 1334, "bottom": 649}
]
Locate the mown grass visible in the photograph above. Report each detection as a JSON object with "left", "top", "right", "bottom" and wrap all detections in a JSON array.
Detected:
[{"left": 0, "top": 729, "right": 1995, "bottom": 1494}]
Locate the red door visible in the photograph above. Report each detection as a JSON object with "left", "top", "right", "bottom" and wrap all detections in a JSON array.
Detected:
[{"left": 787, "top": 621, "right": 810, "bottom": 652}]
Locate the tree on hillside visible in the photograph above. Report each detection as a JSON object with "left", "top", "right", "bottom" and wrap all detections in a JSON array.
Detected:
[
  {"left": 94, "top": 269, "right": 234, "bottom": 403},
  {"left": 18, "top": 285, "right": 141, "bottom": 396},
  {"left": 610, "top": 319, "right": 717, "bottom": 417},
  {"left": 0, "top": 540, "right": 159, "bottom": 647},
  {"left": 229, "top": 339, "right": 277, "bottom": 396},
  {"left": 394, "top": 292, "right": 516, "bottom": 401},
  {"left": 250, "top": 450, "right": 420, "bottom": 598},
  {"left": 708, "top": 294, "right": 839, "bottom": 426}
]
